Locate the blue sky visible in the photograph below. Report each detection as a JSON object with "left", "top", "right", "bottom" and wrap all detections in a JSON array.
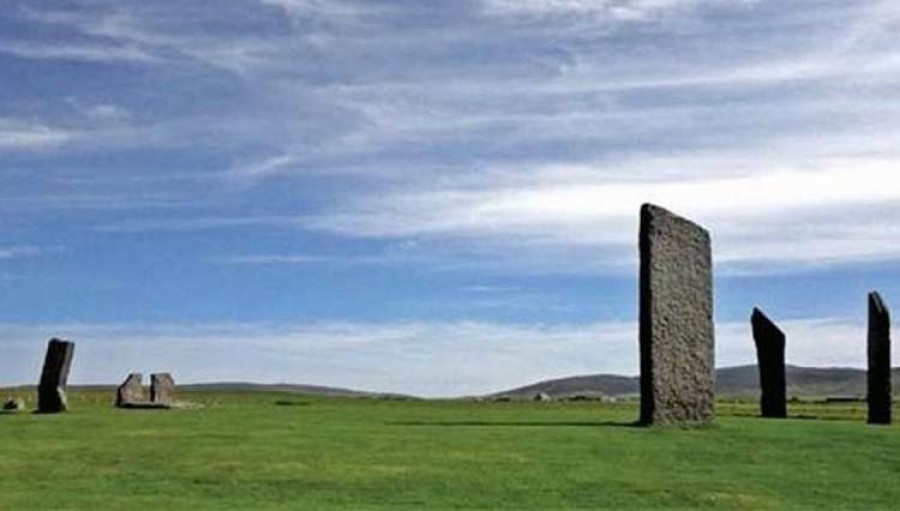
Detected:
[{"left": 1, "top": 0, "right": 899, "bottom": 395}]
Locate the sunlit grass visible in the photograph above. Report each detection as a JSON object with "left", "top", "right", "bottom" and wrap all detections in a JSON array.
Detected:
[{"left": 1, "top": 390, "right": 898, "bottom": 509}]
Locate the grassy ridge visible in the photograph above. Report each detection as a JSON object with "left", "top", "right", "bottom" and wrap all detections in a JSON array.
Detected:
[
  {"left": 496, "top": 366, "right": 900, "bottom": 400},
  {"left": 1, "top": 390, "right": 898, "bottom": 509}
]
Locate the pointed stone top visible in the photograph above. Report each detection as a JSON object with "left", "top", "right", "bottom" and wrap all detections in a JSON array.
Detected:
[
  {"left": 752, "top": 307, "right": 784, "bottom": 337},
  {"left": 869, "top": 291, "right": 889, "bottom": 318}
]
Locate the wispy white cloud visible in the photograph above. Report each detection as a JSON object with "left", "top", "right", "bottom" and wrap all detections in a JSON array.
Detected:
[
  {"left": 0, "top": 40, "right": 157, "bottom": 63},
  {"left": 480, "top": 0, "right": 759, "bottom": 22},
  {"left": 230, "top": 154, "right": 300, "bottom": 179},
  {"left": 0, "top": 119, "right": 71, "bottom": 150},
  {"left": 16, "top": 4, "right": 268, "bottom": 72},
  {"left": 214, "top": 254, "right": 331, "bottom": 265},
  {"left": 94, "top": 215, "right": 302, "bottom": 233},
  {"left": 7, "top": 1, "right": 900, "bottom": 278},
  {"left": 260, "top": 0, "right": 386, "bottom": 20},
  {"left": 459, "top": 285, "right": 522, "bottom": 294},
  {"left": 297, "top": 159, "right": 900, "bottom": 272},
  {"left": 0, "top": 316, "right": 891, "bottom": 396},
  {"left": 212, "top": 241, "right": 463, "bottom": 269},
  {"left": 0, "top": 191, "right": 191, "bottom": 213},
  {"left": 65, "top": 99, "right": 132, "bottom": 123},
  {"left": 0, "top": 246, "right": 42, "bottom": 260},
  {"left": 92, "top": 155, "right": 900, "bottom": 274}
]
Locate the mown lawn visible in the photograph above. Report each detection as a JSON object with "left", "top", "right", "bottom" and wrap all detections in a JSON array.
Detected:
[{"left": 0, "top": 390, "right": 898, "bottom": 509}]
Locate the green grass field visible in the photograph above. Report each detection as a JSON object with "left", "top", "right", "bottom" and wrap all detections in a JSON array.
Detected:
[{"left": 1, "top": 390, "right": 898, "bottom": 509}]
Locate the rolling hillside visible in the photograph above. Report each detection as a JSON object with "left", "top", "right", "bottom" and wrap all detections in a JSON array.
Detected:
[
  {"left": 495, "top": 365, "right": 900, "bottom": 400},
  {"left": 8, "top": 366, "right": 896, "bottom": 401}
]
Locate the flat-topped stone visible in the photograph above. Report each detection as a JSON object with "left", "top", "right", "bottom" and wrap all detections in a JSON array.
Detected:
[
  {"left": 150, "top": 373, "right": 175, "bottom": 405},
  {"left": 37, "top": 338, "right": 75, "bottom": 414},
  {"left": 639, "top": 204, "right": 715, "bottom": 426},
  {"left": 867, "top": 292, "right": 891, "bottom": 425}
]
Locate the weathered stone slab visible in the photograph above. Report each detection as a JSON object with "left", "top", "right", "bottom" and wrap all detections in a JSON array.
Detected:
[
  {"left": 37, "top": 338, "right": 75, "bottom": 413},
  {"left": 751, "top": 308, "right": 787, "bottom": 418},
  {"left": 116, "top": 373, "right": 144, "bottom": 408},
  {"left": 150, "top": 373, "right": 175, "bottom": 405},
  {"left": 867, "top": 292, "right": 891, "bottom": 425},
  {"left": 639, "top": 204, "right": 715, "bottom": 426}
]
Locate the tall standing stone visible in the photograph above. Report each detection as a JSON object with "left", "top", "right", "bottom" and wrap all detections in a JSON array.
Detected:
[
  {"left": 116, "top": 373, "right": 144, "bottom": 408},
  {"left": 867, "top": 292, "right": 891, "bottom": 425},
  {"left": 639, "top": 204, "right": 715, "bottom": 425},
  {"left": 150, "top": 373, "right": 175, "bottom": 405},
  {"left": 37, "top": 338, "right": 75, "bottom": 413},
  {"left": 751, "top": 308, "right": 787, "bottom": 418}
]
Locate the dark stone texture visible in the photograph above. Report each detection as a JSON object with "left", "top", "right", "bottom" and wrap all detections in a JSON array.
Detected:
[
  {"left": 150, "top": 373, "right": 175, "bottom": 405},
  {"left": 3, "top": 397, "right": 25, "bottom": 411},
  {"left": 118, "top": 402, "right": 171, "bottom": 410},
  {"left": 751, "top": 308, "right": 787, "bottom": 418},
  {"left": 867, "top": 292, "right": 891, "bottom": 425},
  {"left": 639, "top": 204, "right": 715, "bottom": 426},
  {"left": 116, "top": 373, "right": 144, "bottom": 408},
  {"left": 37, "top": 338, "right": 75, "bottom": 414}
]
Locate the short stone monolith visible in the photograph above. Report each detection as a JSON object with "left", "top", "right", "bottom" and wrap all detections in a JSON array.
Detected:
[
  {"left": 150, "top": 373, "right": 175, "bottom": 405},
  {"left": 37, "top": 338, "right": 75, "bottom": 413},
  {"left": 3, "top": 397, "right": 25, "bottom": 411},
  {"left": 639, "top": 204, "right": 715, "bottom": 426},
  {"left": 751, "top": 308, "right": 787, "bottom": 418},
  {"left": 116, "top": 373, "right": 144, "bottom": 408},
  {"left": 867, "top": 292, "right": 891, "bottom": 425}
]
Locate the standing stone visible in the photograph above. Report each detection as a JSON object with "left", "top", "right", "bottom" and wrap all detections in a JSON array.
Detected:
[
  {"left": 3, "top": 397, "right": 25, "bottom": 411},
  {"left": 150, "top": 373, "right": 175, "bottom": 405},
  {"left": 37, "top": 338, "right": 75, "bottom": 413},
  {"left": 867, "top": 292, "right": 891, "bottom": 425},
  {"left": 116, "top": 373, "right": 144, "bottom": 408},
  {"left": 639, "top": 204, "right": 715, "bottom": 426},
  {"left": 751, "top": 308, "right": 787, "bottom": 418}
]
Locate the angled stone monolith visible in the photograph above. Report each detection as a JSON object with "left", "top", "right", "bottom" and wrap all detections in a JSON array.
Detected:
[
  {"left": 751, "top": 308, "right": 787, "bottom": 418},
  {"left": 639, "top": 204, "right": 715, "bottom": 426},
  {"left": 37, "top": 338, "right": 75, "bottom": 413},
  {"left": 150, "top": 373, "right": 175, "bottom": 405},
  {"left": 116, "top": 373, "right": 144, "bottom": 408},
  {"left": 867, "top": 292, "right": 891, "bottom": 425}
]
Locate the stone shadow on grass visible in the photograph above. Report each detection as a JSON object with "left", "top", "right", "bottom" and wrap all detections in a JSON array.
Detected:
[
  {"left": 726, "top": 412, "right": 861, "bottom": 422},
  {"left": 389, "top": 420, "right": 641, "bottom": 428},
  {"left": 274, "top": 400, "right": 312, "bottom": 407}
]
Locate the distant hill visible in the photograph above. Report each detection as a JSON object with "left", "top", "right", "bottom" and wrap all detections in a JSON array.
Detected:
[
  {"left": 193, "top": 382, "right": 419, "bottom": 400},
  {"left": 6, "top": 366, "right": 898, "bottom": 401},
  {"left": 6, "top": 382, "right": 413, "bottom": 400},
  {"left": 492, "top": 374, "right": 638, "bottom": 400},
  {"left": 178, "top": 382, "right": 411, "bottom": 399},
  {"left": 494, "top": 365, "right": 900, "bottom": 400}
]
